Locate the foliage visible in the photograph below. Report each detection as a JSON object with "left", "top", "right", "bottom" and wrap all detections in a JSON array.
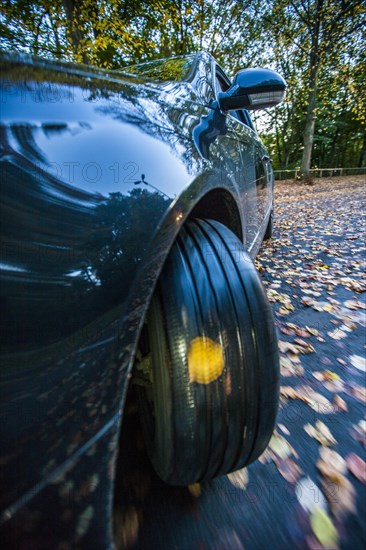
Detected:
[
  {"left": 258, "top": 0, "right": 366, "bottom": 173},
  {"left": 0, "top": 0, "right": 365, "bottom": 172}
]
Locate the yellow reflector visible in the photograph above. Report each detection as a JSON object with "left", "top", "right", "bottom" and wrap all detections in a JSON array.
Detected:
[{"left": 188, "top": 336, "right": 224, "bottom": 384}]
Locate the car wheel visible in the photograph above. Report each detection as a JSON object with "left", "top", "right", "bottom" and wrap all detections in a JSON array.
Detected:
[
  {"left": 136, "top": 219, "right": 279, "bottom": 485},
  {"left": 263, "top": 209, "right": 274, "bottom": 240}
]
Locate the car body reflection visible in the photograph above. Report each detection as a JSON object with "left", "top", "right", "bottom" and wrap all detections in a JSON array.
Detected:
[{"left": 0, "top": 50, "right": 275, "bottom": 546}]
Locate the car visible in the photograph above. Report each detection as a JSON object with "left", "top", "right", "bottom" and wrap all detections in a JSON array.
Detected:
[{"left": 0, "top": 50, "right": 286, "bottom": 547}]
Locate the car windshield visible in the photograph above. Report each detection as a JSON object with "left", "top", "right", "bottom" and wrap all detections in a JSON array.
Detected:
[{"left": 116, "top": 54, "right": 196, "bottom": 82}]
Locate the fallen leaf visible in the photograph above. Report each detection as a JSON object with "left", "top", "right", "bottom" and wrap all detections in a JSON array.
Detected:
[
  {"left": 280, "top": 386, "right": 302, "bottom": 399},
  {"left": 321, "top": 475, "right": 356, "bottom": 520},
  {"left": 306, "top": 326, "right": 319, "bottom": 336},
  {"left": 278, "top": 423, "right": 290, "bottom": 436},
  {"left": 281, "top": 385, "right": 334, "bottom": 413},
  {"left": 280, "top": 326, "right": 294, "bottom": 336},
  {"left": 296, "top": 343, "right": 315, "bottom": 354},
  {"left": 317, "top": 447, "right": 347, "bottom": 477},
  {"left": 323, "top": 371, "right": 340, "bottom": 381},
  {"left": 275, "top": 457, "right": 302, "bottom": 483},
  {"left": 280, "top": 357, "right": 304, "bottom": 377},
  {"left": 351, "top": 420, "right": 366, "bottom": 448},
  {"left": 302, "top": 297, "right": 315, "bottom": 307},
  {"left": 296, "top": 476, "right": 327, "bottom": 513},
  {"left": 324, "top": 380, "right": 345, "bottom": 393},
  {"left": 304, "top": 421, "right": 336, "bottom": 446},
  {"left": 227, "top": 468, "right": 248, "bottom": 489},
  {"left": 305, "top": 535, "right": 329, "bottom": 550},
  {"left": 294, "top": 327, "right": 311, "bottom": 338},
  {"left": 268, "top": 433, "right": 292, "bottom": 459},
  {"left": 299, "top": 386, "right": 334, "bottom": 413},
  {"left": 258, "top": 447, "right": 273, "bottom": 464},
  {"left": 350, "top": 355, "right": 366, "bottom": 372},
  {"left": 344, "top": 299, "right": 366, "bottom": 310},
  {"left": 278, "top": 305, "right": 293, "bottom": 314},
  {"left": 279, "top": 341, "right": 300, "bottom": 354},
  {"left": 350, "top": 385, "right": 366, "bottom": 404},
  {"left": 188, "top": 483, "right": 202, "bottom": 497},
  {"left": 328, "top": 329, "right": 347, "bottom": 340},
  {"left": 294, "top": 338, "right": 309, "bottom": 347},
  {"left": 310, "top": 505, "right": 339, "bottom": 549},
  {"left": 333, "top": 395, "right": 348, "bottom": 412},
  {"left": 345, "top": 453, "right": 366, "bottom": 484}
]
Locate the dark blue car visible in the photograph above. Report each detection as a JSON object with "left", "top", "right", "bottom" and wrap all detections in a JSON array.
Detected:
[{"left": 0, "top": 51, "right": 286, "bottom": 547}]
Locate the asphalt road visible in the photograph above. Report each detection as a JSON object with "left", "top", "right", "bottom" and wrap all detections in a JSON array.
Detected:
[{"left": 114, "top": 176, "right": 366, "bottom": 550}]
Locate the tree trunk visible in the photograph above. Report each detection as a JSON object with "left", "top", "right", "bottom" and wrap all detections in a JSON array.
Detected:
[
  {"left": 329, "top": 127, "right": 340, "bottom": 166},
  {"left": 275, "top": 119, "right": 283, "bottom": 166},
  {"left": 299, "top": 0, "right": 324, "bottom": 181},
  {"left": 358, "top": 134, "right": 366, "bottom": 167},
  {"left": 300, "top": 62, "right": 319, "bottom": 180}
]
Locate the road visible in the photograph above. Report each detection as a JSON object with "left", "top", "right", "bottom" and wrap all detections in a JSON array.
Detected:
[{"left": 114, "top": 175, "right": 366, "bottom": 550}]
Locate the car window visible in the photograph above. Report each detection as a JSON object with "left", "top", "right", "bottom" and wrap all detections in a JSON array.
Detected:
[
  {"left": 117, "top": 55, "right": 196, "bottom": 82},
  {"left": 215, "top": 68, "right": 255, "bottom": 130}
]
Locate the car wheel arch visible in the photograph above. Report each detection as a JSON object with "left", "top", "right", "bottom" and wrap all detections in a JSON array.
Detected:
[{"left": 187, "top": 187, "right": 242, "bottom": 242}]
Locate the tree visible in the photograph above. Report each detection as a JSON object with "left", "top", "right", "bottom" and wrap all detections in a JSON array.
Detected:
[
  {"left": 1, "top": 1, "right": 365, "bottom": 174},
  {"left": 266, "top": 0, "right": 365, "bottom": 179}
]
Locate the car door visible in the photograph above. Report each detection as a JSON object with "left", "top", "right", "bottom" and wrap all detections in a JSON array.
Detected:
[{"left": 215, "top": 67, "right": 272, "bottom": 251}]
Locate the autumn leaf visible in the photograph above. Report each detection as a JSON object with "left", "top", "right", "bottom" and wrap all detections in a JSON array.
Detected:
[
  {"left": 227, "top": 468, "right": 248, "bottom": 489},
  {"left": 280, "top": 357, "right": 304, "bottom": 377},
  {"left": 279, "top": 340, "right": 299, "bottom": 354},
  {"left": 278, "top": 423, "right": 290, "bottom": 436},
  {"left": 296, "top": 476, "right": 327, "bottom": 513},
  {"left": 281, "top": 385, "right": 334, "bottom": 412},
  {"left": 351, "top": 420, "right": 366, "bottom": 448},
  {"left": 328, "top": 328, "right": 347, "bottom": 340},
  {"left": 306, "top": 326, "right": 319, "bottom": 336},
  {"left": 298, "top": 386, "right": 334, "bottom": 413},
  {"left": 268, "top": 433, "right": 293, "bottom": 459},
  {"left": 349, "top": 355, "right": 366, "bottom": 372},
  {"left": 349, "top": 385, "right": 366, "bottom": 404},
  {"left": 188, "top": 483, "right": 202, "bottom": 497},
  {"left": 317, "top": 447, "right": 347, "bottom": 478},
  {"left": 280, "top": 386, "right": 302, "bottom": 401},
  {"left": 304, "top": 421, "right": 336, "bottom": 446},
  {"left": 321, "top": 475, "right": 356, "bottom": 520},
  {"left": 344, "top": 300, "right": 366, "bottom": 310},
  {"left": 275, "top": 458, "right": 302, "bottom": 483},
  {"left": 346, "top": 453, "right": 366, "bottom": 484},
  {"left": 333, "top": 395, "right": 348, "bottom": 412},
  {"left": 310, "top": 505, "right": 339, "bottom": 549}
]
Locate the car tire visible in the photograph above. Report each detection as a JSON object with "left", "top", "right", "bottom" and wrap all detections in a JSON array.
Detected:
[
  {"left": 263, "top": 209, "right": 274, "bottom": 240},
  {"left": 137, "top": 219, "right": 279, "bottom": 485}
]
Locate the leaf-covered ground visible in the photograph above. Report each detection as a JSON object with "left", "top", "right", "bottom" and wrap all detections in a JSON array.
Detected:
[{"left": 114, "top": 175, "right": 366, "bottom": 550}]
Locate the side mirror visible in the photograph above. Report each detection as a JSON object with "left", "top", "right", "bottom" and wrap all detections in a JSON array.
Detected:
[{"left": 218, "top": 68, "right": 286, "bottom": 111}]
